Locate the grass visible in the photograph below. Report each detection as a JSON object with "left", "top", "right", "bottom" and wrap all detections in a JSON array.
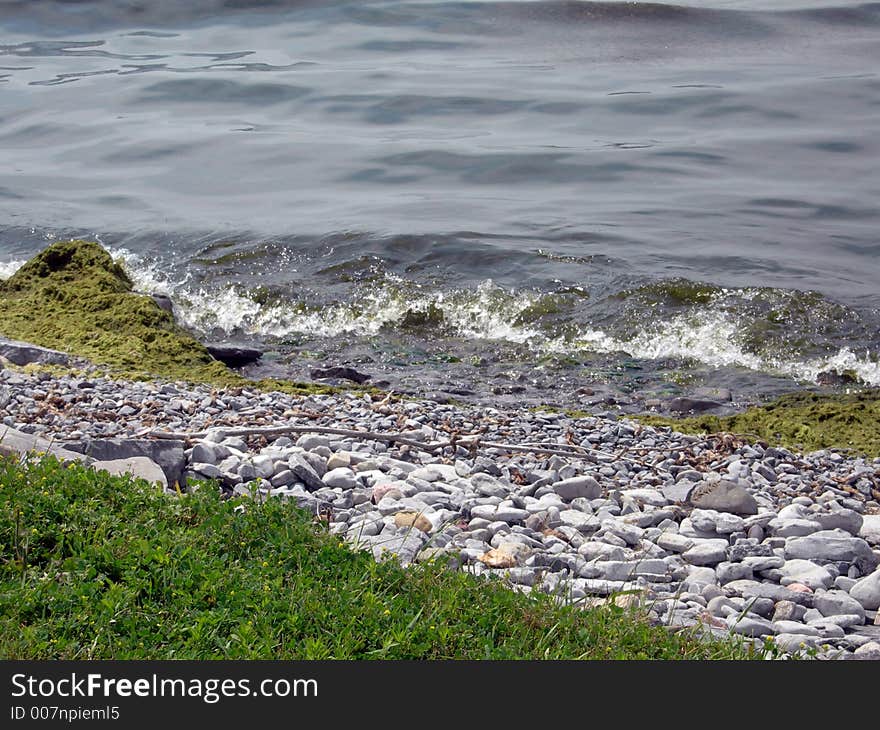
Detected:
[{"left": 0, "top": 455, "right": 761, "bottom": 660}]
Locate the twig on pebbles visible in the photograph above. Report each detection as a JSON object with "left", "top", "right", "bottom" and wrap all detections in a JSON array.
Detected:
[{"left": 138, "top": 423, "right": 673, "bottom": 475}]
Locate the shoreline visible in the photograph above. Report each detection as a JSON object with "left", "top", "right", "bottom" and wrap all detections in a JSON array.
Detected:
[{"left": 2, "top": 239, "right": 880, "bottom": 659}]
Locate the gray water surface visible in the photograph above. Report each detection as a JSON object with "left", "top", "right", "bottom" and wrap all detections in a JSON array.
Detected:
[{"left": 1, "top": 1, "right": 879, "bottom": 400}]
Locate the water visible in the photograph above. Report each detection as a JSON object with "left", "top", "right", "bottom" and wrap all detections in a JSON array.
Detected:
[{"left": 1, "top": 0, "right": 879, "bottom": 404}]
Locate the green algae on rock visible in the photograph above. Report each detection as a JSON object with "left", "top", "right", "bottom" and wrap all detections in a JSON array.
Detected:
[
  {"left": 0, "top": 239, "right": 238, "bottom": 384},
  {"left": 637, "top": 389, "right": 880, "bottom": 457}
]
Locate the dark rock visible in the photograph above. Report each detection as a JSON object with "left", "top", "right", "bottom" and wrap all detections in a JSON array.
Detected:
[
  {"left": 816, "top": 369, "right": 859, "bottom": 386},
  {"left": 62, "top": 438, "right": 186, "bottom": 489},
  {"left": 149, "top": 293, "right": 174, "bottom": 315},
  {"left": 0, "top": 336, "right": 70, "bottom": 367},
  {"left": 309, "top": 366, "right": 371, "bottom": 384},
  {"left": 667, "top": 397, "right": 722, "bottom": 414},
  {"left": 205, "top": 344, "right": 263, "bottom": 368}
]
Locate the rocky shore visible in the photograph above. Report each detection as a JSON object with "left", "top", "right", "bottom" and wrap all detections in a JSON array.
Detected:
[
  {"left": 2, "top": 239, "right": 880, "bottom": 660},
  {"left": 2, "top": 361, "right": 879, "bottom": 660}
]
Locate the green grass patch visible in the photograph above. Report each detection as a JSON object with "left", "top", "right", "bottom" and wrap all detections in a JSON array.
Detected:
[
  {"left": 0, "top": 456, "right": 760, "bottom": 660},
  {"left": 636, "top": 389, "right": 880, "bottom": 457}
]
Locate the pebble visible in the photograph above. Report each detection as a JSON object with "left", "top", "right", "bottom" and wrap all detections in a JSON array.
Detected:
[{"left": 3, "top": 366, "right": 880, "bottom": 660}]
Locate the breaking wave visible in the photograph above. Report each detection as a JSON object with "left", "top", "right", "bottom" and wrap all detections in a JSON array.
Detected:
[{"left": 110, "top": 248, "right": 880, "bottom": 387}]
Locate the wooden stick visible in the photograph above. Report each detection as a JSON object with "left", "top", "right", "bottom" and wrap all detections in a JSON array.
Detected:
[{"left": 139, "top": 423, "right": 673, "bottom": 475}]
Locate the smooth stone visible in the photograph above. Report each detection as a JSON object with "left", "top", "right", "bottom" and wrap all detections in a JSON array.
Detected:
[
  {"left": 849, "top": 569, "right": 880, "bottom": 610},
  {"left": 593, "top": 559, "right": 668, "bottom": 581},
  {"left": 322, "top": 467, "right": 358, "bottom": 490},
  {"left": 681, "top": 540, "right": 729, "bottom": 566},
  {"left": 773, "top": 633, "right": 819, "bottom": 653},
  {"left": 742, "top": 555, "right": 785, "bottom": 571},
  {"left": 470, "top": 472, "right": 511, "bottom": 498},
  {"left": 577, "top": 543, "right": 628, "bottom": 562},
  {"left": 727, "top": 614, "right": 776, "bottom": 638},
  {"left": 687, "top": 479, "right": 758, "bottom": 515},
  {"left": 773, "top": 621, "right": 819, "bottom": 636},
  {"left": 559, "top": 509, "right": 600, "bottom": 533},
  {"left": 725, "top": 580, "right": 814, "bottom": 606},
  {"left": 690, "top": 509, "right": 719, "bottom": 533},
  {"left": 778, "top": 559, "right": 835, "bottom": 591},
  {"left": 707, "top": 596, "right": 738, "bottom": 617},
  {"left": 715, "top": 513, "right": 745, "bottom": 534},
  {"left": 1, "top": 425, "right": 91, "bottom": 465},
  {"left": 853, "top": 641, "right": 880, "bottom": 660},
  {"left": 859, "top": 515, "right": 880, "bottom": 545},
  {"left": 768, "top": 518, "right": 823, "bottom": 538},
  {"left": 716, "top": 561, "right": 753, "bottom": 584},
  {"left": 814, "top": 509, "right": 863, "bottom": 536},
  {"left": 61, "top": 436, "right": 185, "bottom": 488},
  {"left": 552, "top": 476, "right": 601, "bottom": 501},
  {"left": 91, "top": 456, "right": 167, "bottom": 489},
  {"left": 469, "top": 504, "right": 530, "bottom": 524},
  {"left": 393, "top": 511, "right": 433, "bottom": 534},
  {"left": 661, "top": 480, "right": 695, "bottom": 504},
  {"left": 326, "top": 452, "right": 352, "bottom": 471},
  {"left": 772, "top": 601, "right": 807, "bottom": 623},
  {"left": 189, "top": 462, "right": 222, "bottom": 480},
  {"left": 600, "top": 519, "right": 644, "bottom": 546},
  {"left": 785, "top": 530, "right": 878, "bottom": 572},
  {"left": 814, "top": 590, "right": 866, "bottom": 621},
  {"left": 656, "top": 531, "right": 694, "bottom": 553}
]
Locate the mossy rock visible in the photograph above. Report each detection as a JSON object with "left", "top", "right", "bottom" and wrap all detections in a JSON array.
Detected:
[
  {"left": 638, "top": 389, "right": 880, "bottom": 457},
  {"left": 0, "top": 239, "right": 237, "bottom": 384}
]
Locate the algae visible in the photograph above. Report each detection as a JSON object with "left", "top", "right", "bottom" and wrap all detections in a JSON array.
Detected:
[
  {"left": 0, "top": 240, "right": 391, "bottom": 397},
  {"left": 636, "top": 389, "right": 880, "bottom": 457},
  {"left": 0, "top": 240, "right": 240, "bottom": 384}
]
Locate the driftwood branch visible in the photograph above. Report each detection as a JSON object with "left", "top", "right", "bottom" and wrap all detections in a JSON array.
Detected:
[{"left": 139, "top": 422, "right": 673, "bottom": 475}]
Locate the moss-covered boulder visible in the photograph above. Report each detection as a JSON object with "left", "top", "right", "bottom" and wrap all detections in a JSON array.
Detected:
[
  {"left": 0, "top": 239, "right": 238, "bottom": 383},
  {"left": 638, "top": 389, "right": 880, "bottom": 457}
]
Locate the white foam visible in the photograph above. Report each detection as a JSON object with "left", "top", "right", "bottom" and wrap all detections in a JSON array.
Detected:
[
  {"left": 0, "top": 259, "right": 25, "bottom": 280},
  {"left": 97, "top": 250, "right": 880, "bottom": 386},
  {"left": 565, "top": 310, "right": 880, "bottom": 386}
]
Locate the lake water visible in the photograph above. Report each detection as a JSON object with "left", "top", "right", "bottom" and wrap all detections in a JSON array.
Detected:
[{"left": 1, "top": 0, "right": 879, "bottom": 405}]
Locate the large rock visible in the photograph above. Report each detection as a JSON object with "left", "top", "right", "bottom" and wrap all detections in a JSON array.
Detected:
[
  {"left": 860, "top": 515, "right": 880, "bottom": 546},
  {"left": 91, "top": 456, "right": 167, "bottom": 489},
  {"left": 784, "top": 530, "right": 879, "bottom": 573},
  {"left": 0, "top": 425, "right": 90, "bottom": 464},
  {"left": 62, "top": 437, "right": 185, "bottom": 489},
  {"left": 0, "top": 336, "right": 71, "bottom": 366},
  {"left": 682, "top": 540, "right": 728, "bottom": 567},
  {"left": 813, "top": 590, "right": 866, "bottom": 622},
  {"left": 778, "top": 559, "right": 835, "bottom": 591},
  {"left": 725, "top": 579, "right": 814, "bottom": 607},
  {"left": 288, "top": 453, "right": 325, "bottom": 491},
  {"left": 552, "top": 476, "right": 601, "bottom": 501},
  {"left": 687, "top": 480, "right": 758, "bottom": 515},
  {"left": 814, "top": 509, "right": 863, "bottom": 536},
  {"left": 849, "top": 569, "right": 880, "bottom": 611}
]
